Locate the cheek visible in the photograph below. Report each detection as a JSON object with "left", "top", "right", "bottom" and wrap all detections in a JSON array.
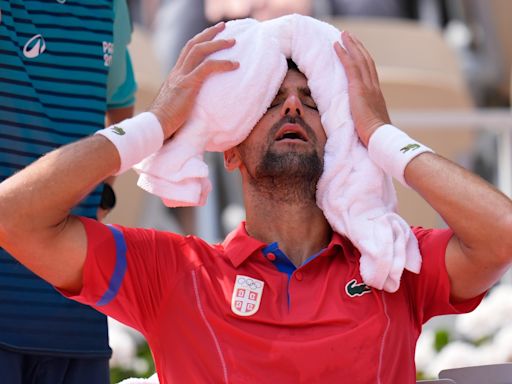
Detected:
[
  {"left": 318, "top": 126, "right": 327, "bottom": 146},
  {"left": 307, "top": 112, "right": 326, "bottom": 144},
  {"left": 246, "top": 113, "right": 277, "bottom": 144},
  {"left": 238, "top": 125, "right": 268, "bottom": 163}
]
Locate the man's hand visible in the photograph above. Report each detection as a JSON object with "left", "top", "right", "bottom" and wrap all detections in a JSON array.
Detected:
[
  {"left": 0, "top": 23, "right": 239, "bottom": 292},
  {"left": 150, "top": 22, "right": 239, "bottom": 140},
  {"left": 334, "top": 31, "right": 390, "bottom": 147},
  {"left": 333, "top": 34, "right": 512, "bottom": 302}
]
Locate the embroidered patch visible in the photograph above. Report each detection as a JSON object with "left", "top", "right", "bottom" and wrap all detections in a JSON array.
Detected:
[
  {"left": 111, "top": 126, "right": 126, "bottom": 135},
  {"left": 231, "top": 275, "right": 264, "bottom": 316},
  {"left": 400, "top": 143, "right": 420, "bottom": 153},
  {"left": 345, "top": 279, "right": 372, "bottom": 297}
]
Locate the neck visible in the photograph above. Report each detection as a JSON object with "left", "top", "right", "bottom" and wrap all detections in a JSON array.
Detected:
[{"left": 244, "top": 188, "right": 332, "bottom": 267}]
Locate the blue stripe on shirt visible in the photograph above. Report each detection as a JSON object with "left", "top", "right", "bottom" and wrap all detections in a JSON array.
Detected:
[{"left": 95, "top": 225, "right": 127, "bottom": 306}]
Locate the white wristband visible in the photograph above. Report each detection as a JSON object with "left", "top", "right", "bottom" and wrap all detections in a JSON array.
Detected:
[
  {"left": 95, "top": 112, "right": 164, "bottom": 175},
  {"left": 367, "top": 124, "right": 434, "bottom": 187}
]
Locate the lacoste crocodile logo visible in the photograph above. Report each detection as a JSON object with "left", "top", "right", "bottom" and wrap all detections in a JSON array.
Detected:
[
  {"left": 345, "top": 279, "right": 372, "bottom": 297},
  {"left": 400, "top": 143, "right": 420, "bottom": 153},
  {"left": 111, "top": 126, "right": 126, "bottom": 135}
]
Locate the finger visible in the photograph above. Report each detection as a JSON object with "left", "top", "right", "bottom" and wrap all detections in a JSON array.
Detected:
[
  {"left": 189, "top": 59, "right": 240, "bottom": 84},
  {"left": 348, "top": 33, "right": 380, "bottom": 86},
  {"left": 182, "top": 38, "right": 236, "bottom": 73},
  {"left": 341, "top": 31, "right": 372, "bottom": 87},
  {"left": 176, "top": 22, "right": 226, "bottom": 68},
  {"left": 334, "top": 36, "right": 363, "bottom": 84}
]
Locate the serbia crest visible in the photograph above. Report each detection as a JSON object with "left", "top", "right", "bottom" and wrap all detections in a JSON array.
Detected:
[{"left": 231, "top": 275, "right": 265, "bottom": 316}]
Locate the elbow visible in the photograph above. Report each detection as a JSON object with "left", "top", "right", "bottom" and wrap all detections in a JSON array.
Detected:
[
  {"left": 0, "top": 222, "right": 7, "bottom": 249},
  {"left": 0, "top": 203, "right": 21, "bottom": 251},
  {"left": 0, "top": 200, "right": 12, "bottom": 248},
  {"left": 492, "top": 212, "right": 512, "bottom": 267},
  {"left": 0, "top": 187, "right": 25, "bottom": 250}
]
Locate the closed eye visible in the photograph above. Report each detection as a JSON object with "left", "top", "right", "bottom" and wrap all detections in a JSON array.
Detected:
[
  {"left": 268, "top": 95, "right": 318, "bottom": 110},
  {"left": 270, "top": 100, "right": 318, "bottom": 110},
  {"left": 301, "top": 94, "right": 318, "bottom": 110},
  {"left": 269, "top": 97, "right": 285, "bottom": 109}
]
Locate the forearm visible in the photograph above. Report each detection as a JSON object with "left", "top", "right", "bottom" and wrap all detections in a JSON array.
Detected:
[
  {"left": 0, "top": 135, "right": 120, "bottom": 286},
  {"left": 1, "top": 136, "right": 119, "bottom": 229},
  {"left": 0, "top": 23, "right": 238, "bottom": 290},
  {"left": 405, "top": 152, "right": 512, "bottom": 267},
  {"left": 336, "top": 30, "right": 512, "bottom": 299}
]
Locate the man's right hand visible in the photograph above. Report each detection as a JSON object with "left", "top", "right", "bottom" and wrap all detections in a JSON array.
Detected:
[
  {"left": 150, "top": 22, "right": 239, "bottom": 140},
  {"left": 0, "top": 22, "right": 238, "bottom": 293}
]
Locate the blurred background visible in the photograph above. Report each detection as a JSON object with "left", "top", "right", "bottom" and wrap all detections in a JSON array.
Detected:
[{"left": 105, "top": 0, "right": 512, "bottom": 381}]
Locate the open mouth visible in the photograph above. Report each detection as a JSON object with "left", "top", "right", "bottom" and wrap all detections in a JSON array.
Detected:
[{"left": 275, "top": 124, "right": 308, "bottom": 142}]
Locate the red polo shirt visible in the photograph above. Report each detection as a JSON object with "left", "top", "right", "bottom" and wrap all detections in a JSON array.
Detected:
[{"left": 62, "top": 217, "right": 483, "bottom": 384}]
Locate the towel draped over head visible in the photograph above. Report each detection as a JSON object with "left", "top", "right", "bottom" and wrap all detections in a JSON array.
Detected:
[{"left": 134, "top": 14, "right": 422, "bottom": 292}]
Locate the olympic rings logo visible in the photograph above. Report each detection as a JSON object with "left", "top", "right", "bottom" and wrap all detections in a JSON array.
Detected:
[{"left": 237, "top": 277, "right": 262, "bottom": 290}]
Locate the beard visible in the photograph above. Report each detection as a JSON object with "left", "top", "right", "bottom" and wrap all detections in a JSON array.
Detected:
[
  {"left": 252, "top": 148, "right": 323, "bottom": 203},
  {"left": 244, "top": 116, "right": 324, "bottom": 204}
]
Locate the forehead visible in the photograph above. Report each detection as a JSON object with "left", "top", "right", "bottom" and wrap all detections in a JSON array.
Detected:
[{"left": 279, "top": 69, "right": 309, "bottom": 90}]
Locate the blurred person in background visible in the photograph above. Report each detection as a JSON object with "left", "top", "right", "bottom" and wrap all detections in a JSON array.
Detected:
[
  {"left": 205, "top": 0, "right": 311, "bottom": 22},
  {"left": 324, "top": 0, "right": 417, "bottom": 18},
  {"left": 0, "top": 0, "right": 136, "bottom": 382},
  {"left": 152, "top": 0, "right": 312, "bottom": 72}
]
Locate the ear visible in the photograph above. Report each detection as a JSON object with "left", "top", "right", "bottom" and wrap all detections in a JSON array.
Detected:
[{"left": 224, "top": 148, "right": 242, "bottom": 172}]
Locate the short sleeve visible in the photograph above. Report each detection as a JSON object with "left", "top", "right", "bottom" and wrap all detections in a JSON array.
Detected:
[
  {"left": 406, "top": 227, "right": 486, "bottom": 324},
  {"left": 106, "top": 0, "right": 137, "bottom": 109},
  {"left": 59, "top": 217, "right": 188, "bottom": 334}
]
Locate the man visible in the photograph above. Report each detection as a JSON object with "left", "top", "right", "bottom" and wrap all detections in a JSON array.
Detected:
[
  {"left": 0, "top": 0, "right": 135, "bottom": 382},
  {"left": 1, "top": 22, "right": 511, "bottom": 383}
]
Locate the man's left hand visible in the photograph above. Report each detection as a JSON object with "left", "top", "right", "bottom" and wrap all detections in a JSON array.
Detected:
[{"left": 334, "top": 31, "right": 391, "bottom": 147}]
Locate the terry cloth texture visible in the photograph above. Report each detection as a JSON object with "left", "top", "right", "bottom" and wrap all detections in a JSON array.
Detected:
[{"left": 134, "top": 14, "right": 422, "bottom": 292}]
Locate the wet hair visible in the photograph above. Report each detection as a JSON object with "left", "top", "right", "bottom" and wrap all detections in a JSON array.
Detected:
[{"left": 286, "top": 58, "right": 299, "bottom": 71}]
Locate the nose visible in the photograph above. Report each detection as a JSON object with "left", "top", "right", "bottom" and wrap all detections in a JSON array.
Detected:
[{"left": 280, "top": 94, "right": 304, "bottom": 118}]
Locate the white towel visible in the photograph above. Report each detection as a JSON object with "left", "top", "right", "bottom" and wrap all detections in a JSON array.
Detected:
[
  {"left": 135, "top": 18, "right": 287, "bottom": 207},
  {"left": 134, "top": 14, "right": 422, "bottom": 292}
]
